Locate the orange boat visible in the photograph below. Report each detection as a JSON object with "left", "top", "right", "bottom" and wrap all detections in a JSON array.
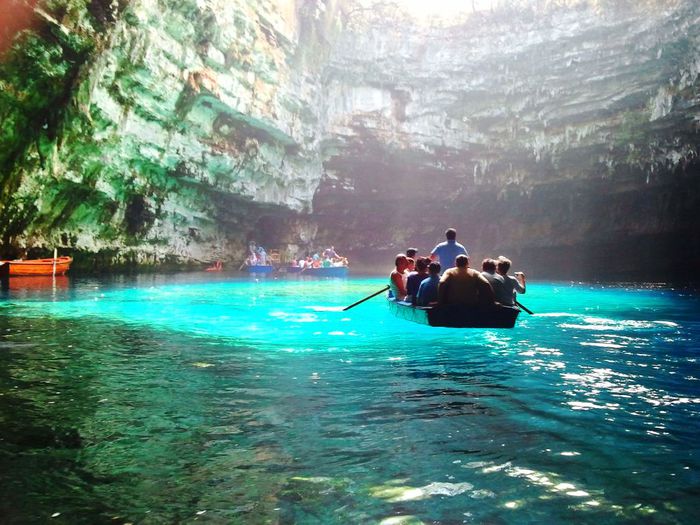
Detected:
[{"left": 2, "top": 257, "right": 73, "bottom": 276}]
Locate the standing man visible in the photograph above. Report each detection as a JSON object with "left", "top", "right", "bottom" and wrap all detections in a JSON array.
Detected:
[{"left": 430, "top": 228, "right": 468, "bottom": 271}]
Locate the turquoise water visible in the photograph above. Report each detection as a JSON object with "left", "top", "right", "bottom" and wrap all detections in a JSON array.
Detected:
[{"left": 1, "top": 273, "right": 699, "bottom": 524}]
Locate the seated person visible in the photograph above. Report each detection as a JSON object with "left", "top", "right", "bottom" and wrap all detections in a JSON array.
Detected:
[
  {"left": 405, "top": 257, "right": 415, "bottom": 274},
  {"left": 438, "top": 254, "right": 495, "bottom": 308},
  {"left": 406, "top": 257, "right": 430, "bottom": 304},
  {"left": 481, "top": 258, "right": 506, "bottom": 302},
  {"left": 495, "top": 256, "right": 526, "bottom": 306},
  {"left": 417, "top": 261, "right": 441, "bottom": 306},
  {"left": 389, "top": 254, "right": 409, "bottom": 300}
]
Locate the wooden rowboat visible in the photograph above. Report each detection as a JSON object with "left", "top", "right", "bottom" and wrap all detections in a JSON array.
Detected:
[
  {"left": 387, "top": 298, "right": 520, "bottom": 328},
  {"left": 1, "top": 257, "right": 72, "bottom": 276}
]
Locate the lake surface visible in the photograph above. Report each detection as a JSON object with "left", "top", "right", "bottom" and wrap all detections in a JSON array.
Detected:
[{"left": 1, "top": 273, "right": 699, "bottom": 524}]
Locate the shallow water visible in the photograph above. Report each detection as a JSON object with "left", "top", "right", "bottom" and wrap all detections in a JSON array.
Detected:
[{"left": 1, "top": 273, "right": 699, "bottom": 524}]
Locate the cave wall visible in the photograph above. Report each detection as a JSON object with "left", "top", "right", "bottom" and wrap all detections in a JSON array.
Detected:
[
  {"left": 1, "top": 0, "right": 339, "bottom": 268},
  {"left": 1, "top": 0, "right": 699, "bottom": 279},
  {"left": 312, "top": 1, "right": 700, "bottom": 280}
]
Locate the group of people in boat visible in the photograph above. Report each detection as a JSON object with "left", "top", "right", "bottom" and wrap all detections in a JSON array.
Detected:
[
  {"left": 289, "top": 247, "right": 349, "bottom": 269},
  {"left": 389, "top": 228, "right": 526, "bottom": 309},
  {"left": 245, "top": 242, "right": 349, "bottom": 269},
  {"left": 245, "top": 242, "right": 269, "bottom": 266}
]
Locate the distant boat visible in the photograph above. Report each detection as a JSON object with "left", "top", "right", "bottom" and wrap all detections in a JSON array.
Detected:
[
  {"left": 245, "top": 264, "right": 275, "bottom": 274},
  {"left": 387, "top": 298, "right": 520, "bottom": 328},
  {"left": 298, "top": 266, "right": 348, "bottom": 277},
  {"left": 1, "top": 257, "right": 72, "bottom": 276}
]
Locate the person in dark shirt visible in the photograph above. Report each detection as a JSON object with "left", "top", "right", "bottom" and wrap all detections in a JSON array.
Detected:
[
  {"left": 481, "top": 258, "right": 506, "bottom": 303},
  {"left": 406, "top": 257, "right": 430, "bottom": 304}
]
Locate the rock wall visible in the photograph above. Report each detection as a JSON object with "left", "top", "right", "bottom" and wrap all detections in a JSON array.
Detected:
[
  {"left": 312, "top": 0, "right": 700, "bottom": 280},
  {"left": 1, "top": 0, "right": 339, "bottom": 268},
  {"left": 1, "top": 0, "right": 699, "bottom": 279}
]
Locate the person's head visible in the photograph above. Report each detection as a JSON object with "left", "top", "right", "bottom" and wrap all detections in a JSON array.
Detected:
[
  {"left": 395, "top": 253, "right": 408, "bottom": 270},
  {"left": 455, "top": 254, "right": 469, "bottom": 268},
  {"left": 428, "top": 261, "right": 441, "bottom": 275},
  {"left": 497, "top": 256, "right": 512, "bottom": 275},
  {"left": 406, "top": 247, "right": 418, "bottom": 258},
  {"left": 416, "top": 257, "right": 429, "bottom": 273},
  {"left": 406, "top": 257, "right": 415, "bottom": 271},
  {"left": 445, "top": 228, "right": 457, "bottom": 241},
  {"left": 482, "top": 258, "right": 496, "bottom": 273}
]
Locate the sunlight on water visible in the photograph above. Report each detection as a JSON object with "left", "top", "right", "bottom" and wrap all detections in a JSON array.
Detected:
[{"left": 1, "top": 274, "right": 699, "bottom": 524}]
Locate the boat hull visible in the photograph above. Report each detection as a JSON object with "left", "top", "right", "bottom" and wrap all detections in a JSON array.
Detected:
[
  {"left": 299, "top": 266, "right": 348, "bottom": 277},
  {"left": 246, "top": 265, "right": 275, "bottom": 274},
  {"left": 387, "top": 299, "right": 520, "bottom": 328},
  {"left": 2, "top": 257, "right": 72, "bottom": 276}
]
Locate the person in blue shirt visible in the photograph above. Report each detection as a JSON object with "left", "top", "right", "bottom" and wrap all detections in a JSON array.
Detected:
[
  {"left": 430, "top": 228, "right": 468, "bottom": 271},
  {"left": 417, "top": 262, "right": 441, "bottom": 306}
]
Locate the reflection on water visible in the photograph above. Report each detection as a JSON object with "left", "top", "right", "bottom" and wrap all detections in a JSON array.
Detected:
[
  {"left": 1, "top": 275, "right": 699, "bottom": 524},
  {"left": 6, "top": 274, "right": 70, "bottom": 291}
]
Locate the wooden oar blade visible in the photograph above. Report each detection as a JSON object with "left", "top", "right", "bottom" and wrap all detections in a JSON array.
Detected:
[{"left": 515, "top": 299, "right": 534, "bottom": 315}]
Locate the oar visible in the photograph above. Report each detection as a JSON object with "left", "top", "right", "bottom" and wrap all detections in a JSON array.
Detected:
[
  {"left": 343, "top": 285, "right": 390, "bottom": 311},
  {"left": 514, "top": 299, "right": 534, "bottom": 315}
]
